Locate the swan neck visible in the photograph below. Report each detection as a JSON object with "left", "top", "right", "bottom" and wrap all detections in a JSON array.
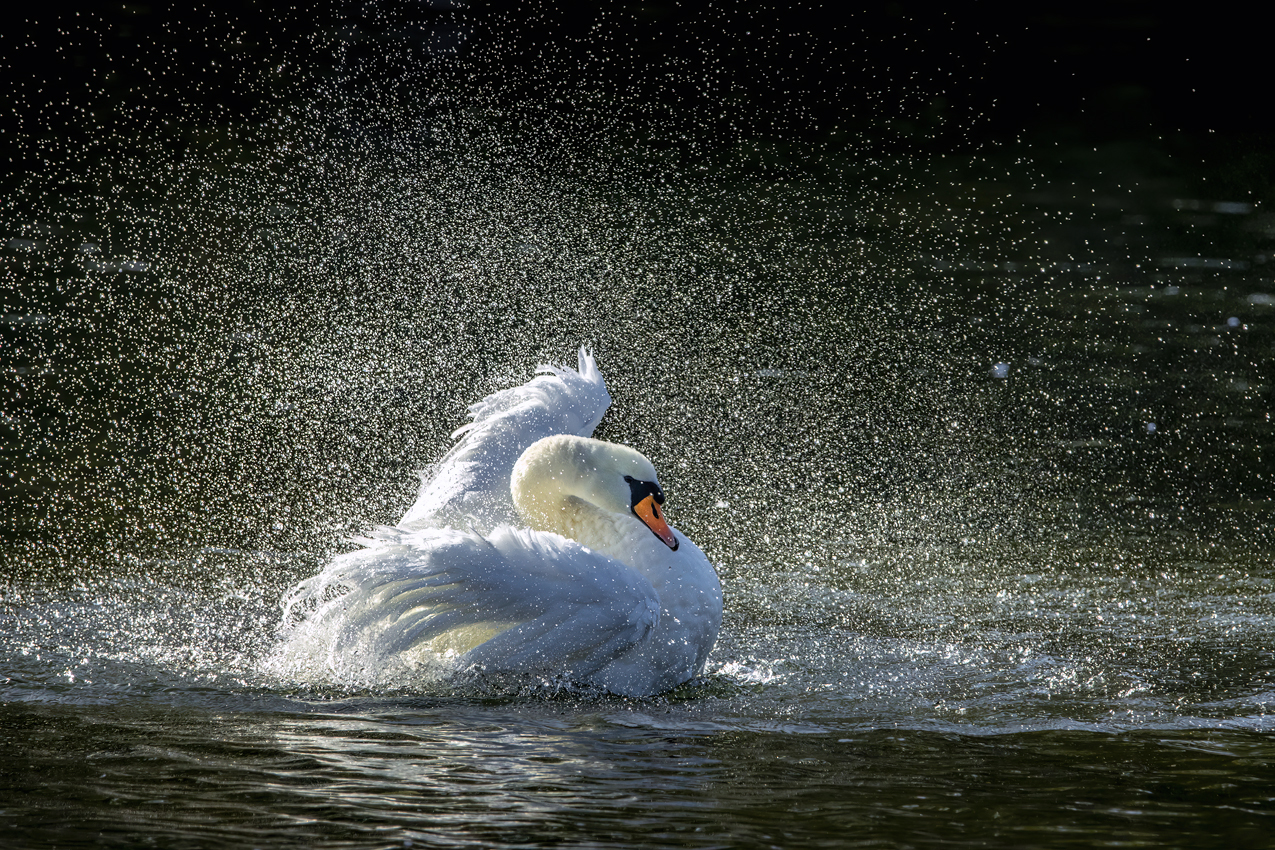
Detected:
[{"left": 511, "top": 437, "right": 637, "bottom": 558}]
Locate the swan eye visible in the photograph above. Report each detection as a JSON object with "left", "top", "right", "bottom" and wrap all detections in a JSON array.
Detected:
[{"left": 625, "top": 476, "right": 666, "bottom": 507}]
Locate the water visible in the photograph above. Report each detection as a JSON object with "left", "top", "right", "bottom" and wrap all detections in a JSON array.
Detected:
[{"left": 4, "top": 4, "right": 1275, "bottom": 847}]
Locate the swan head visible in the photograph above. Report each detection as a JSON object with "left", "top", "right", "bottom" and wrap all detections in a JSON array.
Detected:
[{"left": 511, "top": 434, "right": 679, "bottom": 551}]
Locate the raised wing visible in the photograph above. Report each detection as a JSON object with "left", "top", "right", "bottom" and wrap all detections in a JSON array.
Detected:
[
  {"left": 398, "top": 346, "right": 611, "bottom": 532},
  {"left": 269, "top": 525, "right": 660, "bottom": 688}
]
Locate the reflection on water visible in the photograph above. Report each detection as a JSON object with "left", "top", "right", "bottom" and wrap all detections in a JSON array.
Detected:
[
  {"left": 3, "top": 2, "right": 1275, "bottom": 847},
  {"left": 4, "top": 698, "right": 1274, "bottom": 848}
]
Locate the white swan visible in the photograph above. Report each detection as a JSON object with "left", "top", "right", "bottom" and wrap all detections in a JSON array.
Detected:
[{"left": 269, "top": 348, "right": 722, "bottom": 697}]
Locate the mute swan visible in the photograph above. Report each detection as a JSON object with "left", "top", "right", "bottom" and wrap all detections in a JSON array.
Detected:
[{"left": 270, "top": 348, "right": 722, "bottom": 697}]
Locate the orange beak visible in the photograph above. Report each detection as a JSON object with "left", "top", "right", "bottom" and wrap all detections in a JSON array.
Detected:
[{"left": 633, "top": 494, "right": 679, "bottom": 550}]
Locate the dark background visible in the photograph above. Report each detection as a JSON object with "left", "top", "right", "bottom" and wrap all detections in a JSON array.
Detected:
[{"left": 2, "top": 2, "right": 1268, "bottom": 188}]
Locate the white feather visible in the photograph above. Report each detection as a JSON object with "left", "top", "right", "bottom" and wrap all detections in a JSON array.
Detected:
[
  {"left": 398, "top": 347, "right": 610, "bottom": 533},
  {"left": 268, "top": 349, "right": 721, "bottom": 696}
]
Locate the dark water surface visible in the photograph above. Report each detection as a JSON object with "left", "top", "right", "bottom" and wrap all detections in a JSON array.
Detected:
[
  {"left": 3, "top": 3, "right": 1274, "bottom": 847},
  {"left": 5, "top": 698, "right": 1275, "bottom": 848}
]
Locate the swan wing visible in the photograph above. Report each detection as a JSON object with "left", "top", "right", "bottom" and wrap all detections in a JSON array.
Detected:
[
  {"left": 272, "top": 526, "right": 660, "bottom": 687},
  {"left": 399, "top": 347, "right": 611, "bottom": 532}
]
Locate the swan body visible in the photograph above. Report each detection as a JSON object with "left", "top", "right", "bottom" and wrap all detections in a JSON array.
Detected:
[{"left": 269, "top": 348, "right": 722, "bottom": 696}]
